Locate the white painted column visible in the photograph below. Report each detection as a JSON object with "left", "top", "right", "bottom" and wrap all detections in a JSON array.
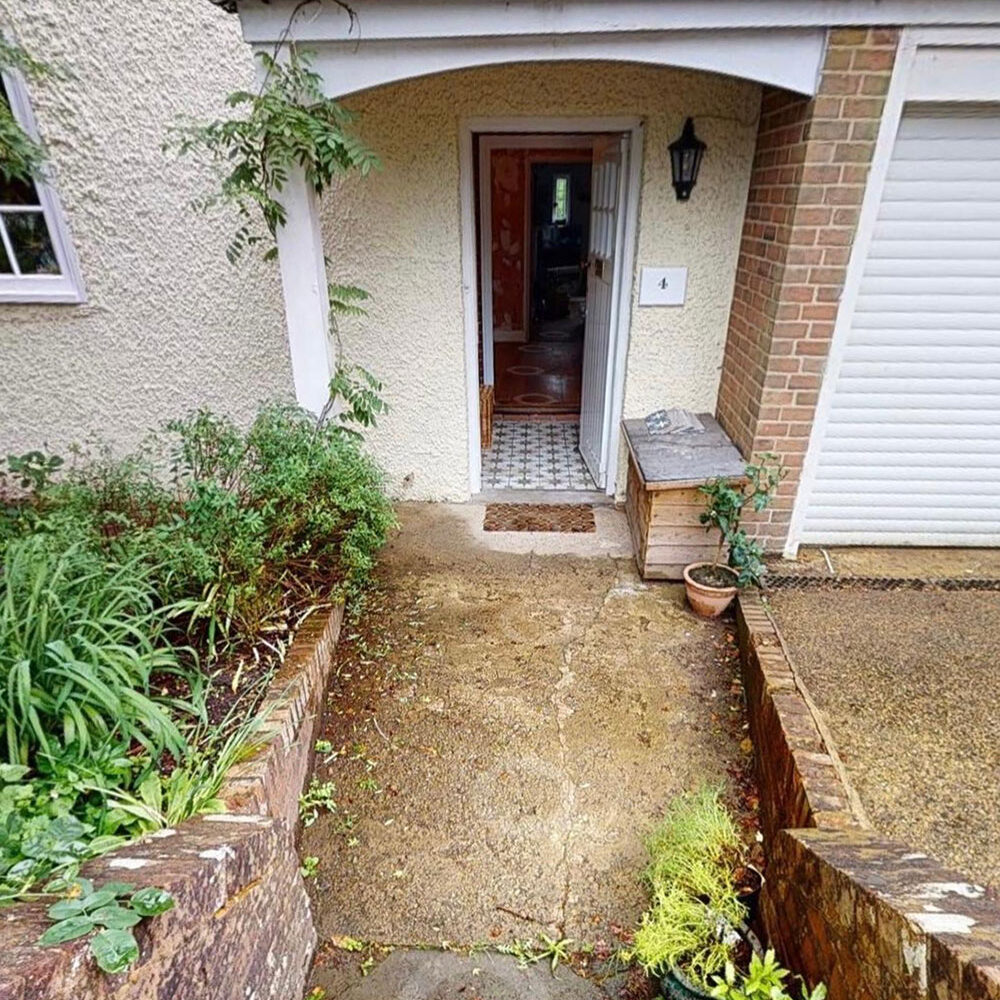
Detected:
[{"left": 274, "top": 166, "right": 332, "bottom": 414}]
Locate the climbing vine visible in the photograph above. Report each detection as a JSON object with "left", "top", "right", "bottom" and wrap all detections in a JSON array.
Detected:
[
  {"left": 0, "top": 33, "right": 52, "bottom": 186},
  {"left": 164, "top": 48, "right": 377, "bottom": 264},
  {"left": 165, "top": 44, "right": 386, "bottom": 430}
]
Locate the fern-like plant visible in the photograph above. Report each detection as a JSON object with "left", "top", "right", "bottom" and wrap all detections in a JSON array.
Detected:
[{"left": 632, "top": 786, "right": 750, "bottom": 990}]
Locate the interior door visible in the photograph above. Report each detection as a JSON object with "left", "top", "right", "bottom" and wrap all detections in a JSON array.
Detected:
[{"left": 579, "top": 135, "right": 628, "bottom": 487}]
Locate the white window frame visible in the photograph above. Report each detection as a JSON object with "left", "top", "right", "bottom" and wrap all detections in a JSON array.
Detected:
[{"left": 0, "top": 69, "right": 85, "bottom": 304}]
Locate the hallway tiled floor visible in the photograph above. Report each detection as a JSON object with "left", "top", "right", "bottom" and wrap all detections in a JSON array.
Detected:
[{"left": 481, "top": 418, "right": 596, "bottom": 490}]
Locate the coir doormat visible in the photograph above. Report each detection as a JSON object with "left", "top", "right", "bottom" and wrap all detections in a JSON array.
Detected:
[{"left": 483, "top": 503, "right": 596, "bottom": 533}]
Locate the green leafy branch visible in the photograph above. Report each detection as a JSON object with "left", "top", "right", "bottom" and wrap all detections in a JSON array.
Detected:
[
  {"left": 0, "top": 33, "right": 54, "bottom": 186},
  {"left": 164, "top": 47, "right": 378, "bottom": 264},
  {"left": 699, "top": 455, "right": 786, "bottom": 588}
]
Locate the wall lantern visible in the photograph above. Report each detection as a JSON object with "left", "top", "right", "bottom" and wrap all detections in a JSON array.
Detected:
[{"left": 669, "top": 117, "right": 707, "bottom": 202}]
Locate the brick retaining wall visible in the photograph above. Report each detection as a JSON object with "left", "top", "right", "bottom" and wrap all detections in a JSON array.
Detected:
[
  {"left": 716, "top": 28, "right": 899, "bottom": 551},
  {"left": 0, "top": 604, "right": 343, "bottom": 1000},
  {"left": 738, "top": 593, "right": 1000, "bottom": 1000}
]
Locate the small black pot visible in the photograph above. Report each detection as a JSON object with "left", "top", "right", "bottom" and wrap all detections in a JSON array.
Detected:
[
  {"left": 658, "top": 922, "right": 763, "bottom": 999},
  {"left": 660, "top": 964, "right": 714, "bottom": 1000},
  {"left": 736, "top": 865, "right": 765, "bottom": 923}
]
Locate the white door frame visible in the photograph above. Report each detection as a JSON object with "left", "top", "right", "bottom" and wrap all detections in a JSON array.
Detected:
[
  {"left": 784, "top": 26, "right": 1000, "bottom": 556},
  {"left": 478, "top": 134, "right": 597, "bottom": 383},
  {"left": 460, "top": 115, "right": 644, "bottom": 495}
]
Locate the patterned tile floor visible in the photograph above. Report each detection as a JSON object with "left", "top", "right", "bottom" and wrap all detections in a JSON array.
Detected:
[{"left": 482, "top": 419, "right": 596, "bottom": 490}]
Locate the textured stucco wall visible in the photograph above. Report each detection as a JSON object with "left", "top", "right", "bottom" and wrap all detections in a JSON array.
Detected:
[
  {"left": 322, "top": 61, "right": 760, "bottom": 499},
  {"left": 0, "top": 0, "right": 292, "bottom": 459}
]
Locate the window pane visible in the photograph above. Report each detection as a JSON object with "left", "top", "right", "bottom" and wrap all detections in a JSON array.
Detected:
[
  {"left": 552, "top": 175, "right": 570, "bottom": 224},
  {"left": 0, "top": 175, "right": 41, "bottom": 206},
  {"left": 4, "top": 211, "right": 60, "bottom": 274},
  {"left": 0, "top": 231, "right": 11, "bottom": 273}
]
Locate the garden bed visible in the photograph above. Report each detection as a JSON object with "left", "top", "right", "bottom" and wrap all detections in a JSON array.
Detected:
[
  {"left": 0, "top": 603, "right": 343, "bottom": 999},
  {"left": 0, "top": 402, "right": 393, "bottom": 996}
]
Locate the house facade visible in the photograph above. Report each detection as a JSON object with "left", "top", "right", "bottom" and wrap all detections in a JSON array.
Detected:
[{"left": 3, "top": 1, "right": 1000, "bottom": 554}]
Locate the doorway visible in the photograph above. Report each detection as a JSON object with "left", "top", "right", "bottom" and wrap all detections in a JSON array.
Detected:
[{"left": 461, "top": 118, "right": 643, "bottom": 496}]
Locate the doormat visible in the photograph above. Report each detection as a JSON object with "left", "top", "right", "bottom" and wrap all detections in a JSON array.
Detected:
[{"left": 483, "top": 503, "right": 596, "bottom": 533}]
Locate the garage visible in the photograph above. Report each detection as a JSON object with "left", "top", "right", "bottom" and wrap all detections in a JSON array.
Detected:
[{"left": 790, "top": 97, "right": 1000, "bottom": 547}]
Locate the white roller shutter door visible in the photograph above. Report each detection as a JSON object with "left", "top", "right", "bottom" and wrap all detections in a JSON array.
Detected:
[{"left": 797, "top": 107, "right": 1000, "bottom": 545}]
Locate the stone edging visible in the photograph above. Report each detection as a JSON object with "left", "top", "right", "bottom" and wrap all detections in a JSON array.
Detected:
[
  {"left": 0, "top": 604, "right": 344, "bottom": 1000},
  {"left": 737, "top": 592, "right": 1000, "bottom": 1000}
]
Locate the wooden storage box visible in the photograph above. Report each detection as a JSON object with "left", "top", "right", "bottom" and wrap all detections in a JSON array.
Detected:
[{"left": 622, "top": 415, "right": 746, "bottom": 581}]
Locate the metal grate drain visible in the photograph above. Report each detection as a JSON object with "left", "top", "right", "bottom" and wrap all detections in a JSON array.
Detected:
[{"left": 763, "top": 575, "right": 1000, "bottom": 592}]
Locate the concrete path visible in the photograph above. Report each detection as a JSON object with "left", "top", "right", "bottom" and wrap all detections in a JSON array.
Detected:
[{"left": 303, "top": 503, "right": 750, "bottom": 997}]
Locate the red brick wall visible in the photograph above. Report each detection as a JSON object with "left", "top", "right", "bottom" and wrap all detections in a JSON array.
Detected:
[{"left": 716, "top": 28, "right": 899, "bottom": 549}]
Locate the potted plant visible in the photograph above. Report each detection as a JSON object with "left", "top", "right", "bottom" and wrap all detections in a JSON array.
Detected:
[
  {"left": 709, "top": 948, "right": 826, "bottom": 1000},
  {"left": 684, "top": 455, "right": 786, "bottom": 618},
  {"left": 630, "top": 787, "right": 765, "bottom": 999}
]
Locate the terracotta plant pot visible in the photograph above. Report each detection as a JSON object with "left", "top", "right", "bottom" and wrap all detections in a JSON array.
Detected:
[{"left": 683, "top": 562, "right": 738, "bottom": 617}]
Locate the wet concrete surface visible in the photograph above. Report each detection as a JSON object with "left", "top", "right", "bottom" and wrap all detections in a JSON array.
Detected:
[
  {"left": 303, "top": 503, "right": 750, "bottom": 998},
  {"left": 767, "top": 587, "right": 1000, "bottom": 889}
]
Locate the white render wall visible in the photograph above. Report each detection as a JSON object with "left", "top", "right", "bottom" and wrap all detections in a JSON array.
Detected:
[
  {"left": 321, "top": 61, "right": 760, "bottom": 500},
  {"left": 0, "top": 0, "right": 292, "bottom": 458}
]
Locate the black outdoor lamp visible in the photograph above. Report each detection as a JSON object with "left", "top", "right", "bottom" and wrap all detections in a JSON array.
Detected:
[{"left": 669, "top": 117, "right": 707, "bottom": 202}]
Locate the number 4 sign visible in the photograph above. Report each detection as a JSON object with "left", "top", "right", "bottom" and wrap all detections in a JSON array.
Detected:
[{"left": 638, "top": 266, "right": 688, "bottom": 306}]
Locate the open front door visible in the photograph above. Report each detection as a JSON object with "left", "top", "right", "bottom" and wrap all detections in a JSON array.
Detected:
[{"left": 579, "top": 135, "right": 628, "bottom": 487}]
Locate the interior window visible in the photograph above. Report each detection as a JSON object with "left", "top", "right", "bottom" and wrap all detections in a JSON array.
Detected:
[
  {"left": 551, "top": 174, "right": 570, "bottom": 225},
  {"left": 0, "top": 72, "right": 83, "bottom": 301}
]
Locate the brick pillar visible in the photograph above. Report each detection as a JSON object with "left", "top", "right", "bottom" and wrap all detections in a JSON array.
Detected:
[{"left": 716, "top": 28, "right": 899, "bottom": 551}]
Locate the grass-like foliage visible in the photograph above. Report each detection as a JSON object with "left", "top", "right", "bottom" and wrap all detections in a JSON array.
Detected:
[
  {"left": 0, "top": 400, "right": 393, "bottom": 911},
  {"left": 0, "top": 538, "right": 198, "bottom": 766},
  {"left": 631, "top": 785, "right": 749, "bottom": 988}
]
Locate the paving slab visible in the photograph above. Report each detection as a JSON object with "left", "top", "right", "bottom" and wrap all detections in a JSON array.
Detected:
[
  {"left": 302, "top": 503, "right": 750, "bottom": 996},
  {"left": 311, "top": 949, "right": 611, "bottom": 1000},
  {"left": 767, "top": 587, "right": 1000, "bottom": 889}
]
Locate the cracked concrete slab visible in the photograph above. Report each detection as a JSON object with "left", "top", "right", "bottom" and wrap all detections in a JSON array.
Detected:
[{"left": 303, "top": 503, "right": 748, "bottom": 994}]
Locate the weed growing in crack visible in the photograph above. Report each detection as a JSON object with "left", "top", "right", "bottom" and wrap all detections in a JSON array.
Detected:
[
  {"left": 299, "top": 778, "right": 337, "bottom": 827},
  {"left": 498, "top": 933, "right": 576, "bottom": 973}
]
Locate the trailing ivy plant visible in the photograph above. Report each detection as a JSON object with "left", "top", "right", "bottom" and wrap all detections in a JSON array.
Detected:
[{"left": 0, "top": 33, "right": 52, "bottom": 186}]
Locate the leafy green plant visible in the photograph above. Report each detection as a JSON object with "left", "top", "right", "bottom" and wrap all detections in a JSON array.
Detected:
[
  {"left": 99, "top": 709, "right": 266, "bottom": 833},
  {"left": 0, "top": 537, "right": 200, "bottom": 766},
  {"left": 710, "top": 949, "right": 827, "bottom": 1000},
  {"left": 300, "top": 855, "right": 319, "bottom": 879},
  {"left": 0, "top": 34, "right": 52, "bottom": 187},
  {"left": 630, "top": 786, "right": 749, "bottom": 989},
  {"left": 38, "top": 878, "right": 174, "bottom": 973},
  {"left": 164, "top": 47, "right": 377, "bottom": 263},
  {"left": 299, "top": 778, "right": 337, "bottom": 827},
  {"left": 4, "top": 451, "right": 64, "bottom": 492},
  {"left": 699, "top": 455, "right": 786, "bottom": 588}
]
